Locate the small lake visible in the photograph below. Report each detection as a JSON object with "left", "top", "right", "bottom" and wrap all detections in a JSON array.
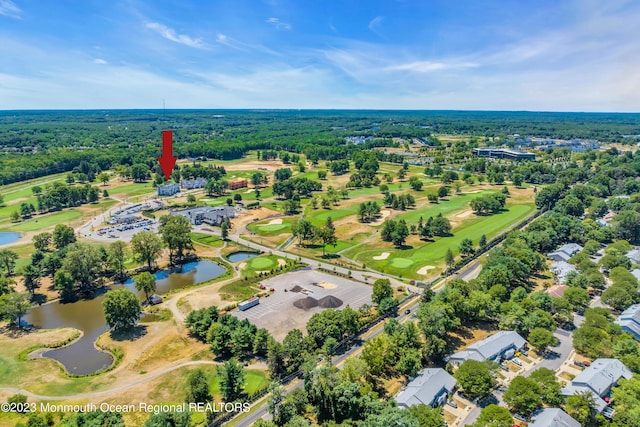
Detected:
[
  {"left": 0, "top": 232, "right": 21, "bottom": 245},
  {"left": 227, "top": 251, "right": 260, "bottom": 263},
  {"left": 24, "top": 260, "right": 226, "bottom": 375}
]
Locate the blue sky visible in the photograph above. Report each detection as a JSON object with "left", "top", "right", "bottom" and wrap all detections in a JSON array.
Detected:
[{"left": 1, "top": 0, "right": 639, "bottom": 111}]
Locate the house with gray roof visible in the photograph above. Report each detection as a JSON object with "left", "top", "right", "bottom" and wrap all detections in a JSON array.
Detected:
[
  {"left": 615, "top": 304, "right": 640, "bottom": 341},
  {"left": 171, "top": 206, "right": 235, "bottom": 226},
  {"left": 447, "top": 331, "right": 526, "bottom": 366},
  {"left": 547, "top": 243, "right": 583, "bottom": 262},
  {"left": 550, "top": 261, "right": 577, "bottom": 284},
  {"left": 626, "top": 249, "right": 640, "bottom": 264},
  {"left": 530, "top": 408, "right": 580, "bottom": 427},
  {"left": 181, "top": 177, "right": 207, "bottom": 190},
  {"left": 561, "top": 358, "right": 632, "bottom": 413},
  {"left": 396, "top": 368, "right": 456, "bottom": 408},
  {"left": 158, "top": 182, "right": 180, "bottom": 196}
]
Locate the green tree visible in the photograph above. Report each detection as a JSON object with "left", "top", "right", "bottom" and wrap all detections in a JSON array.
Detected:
[
  {"left": 445, "top": 249, "right": 455, "bottom": 267},
  {"left": 32, "top": 232, "right": 52, "bottom": 252},
  {"left": 459, "top": 238, "right": 474, "bottom": 257},
  {"left": 408, "top": 404, "right": 445, "bottom": 427},
  {"left": 108, "top": 240, "right": 128, "bottom": 279},
  {"left": 185, "top": 368, "right": 212, "bottom": 403},
  {"left": 0, "top": 249, "right": 18, "bottom": 276},
  {"left": 53, "top": 224, "right": 76, "bottom": 249},
  {"left": 316, "top": 226, "right": 337, "bottom": 256},
  {"left": 62, "top": 243, "right": 103, "bottom": 291},
  {"left": 453, "top": 360, "right": 496, "bottom": 399},
  {"left": 267, "top": 382, "right": 295, "bottom": 426},
  {"left": 479, "top": 234, "right": 487, "bottom": 248},
  {"left": 134, "top": 272, "right": 157, "bottom": 304},
  {"left": 0, "top": 278, "right": 15, "bottom": 296},
  {"left": 472, "top": 404, "right": 513, "bottom": 427},
  {"left": 131, "top": 231, "right": 164, "bottom": 270},
  {"left": 529, "top": 368, "right": 563, "bottom": 406},
  {"left": 98, "top": 172, "right": 110, "bottom": 185},
  {"left": 221, "top": 221, "right": 230, "bottom": 240},
  {"left": 54, "top": 269, "right": 75, "bottom": 301},
  {"left": 372, "top": 278, "right": 393, "bottom": 305},
  {"left": 0, "top": 292, "right": 30, "bottom": 325},
  {"left": 564, "top": 392, "right": 597, "bottom": 427},
  {"left": 102, "top": 288, "right": 141, "bottom": 332},
  {"left": 22, "top": 263, "right": 41, "bottom": 295},
  {"left": 220, "top": 358, "right": 245, "bottom": 401},
  {"left": 528, "top": 328, "right": 558, "bottom": 354},
  {"left": 159, "top": 215, "right": 193, "bottom": 263},
  {"left": 503, "top": 376, "right": 543, "bottom": 417},
  {"left": 142, "top": 412, "right": 191, "bottom": 427}
]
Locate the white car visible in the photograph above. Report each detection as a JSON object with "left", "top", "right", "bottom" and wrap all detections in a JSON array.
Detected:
[{"left": 512, "top": 358, "right": 523, "bottom": 366}]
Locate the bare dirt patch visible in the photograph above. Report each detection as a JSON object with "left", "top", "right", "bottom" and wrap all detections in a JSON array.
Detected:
[
  {"left": 370, "top": 209, "right": 391, "bottom": 225},
  {"left": 277, "top": 259, "right": 287, "bottom": 268},
  {"left": 316, "top": 281, "right": 336, "bottom": 289},
  {"left": 224, "top": 160, "right": 284, "bottom": 172},
  {"left": 238, "top": 262, "right": 247, "bottom": 270}
]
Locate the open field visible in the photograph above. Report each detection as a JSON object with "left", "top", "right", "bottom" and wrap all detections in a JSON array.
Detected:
[
  {"left": 344, "top": 201, "right": 536, "bottom": 279},
  {"left": 190, "top": 232, "right": 224, "bottom": 248},
  {"left": 107, "top": 182, "right": 156, "bottom": 198},
  {"left": 1, "top": 209, "right": 82, "bottom": 232},
  {"left": 233, "top": 270, "right": 372, "bottom": 340}
]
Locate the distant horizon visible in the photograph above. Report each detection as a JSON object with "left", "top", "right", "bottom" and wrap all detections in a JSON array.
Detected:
[
  {"left": 2, "top": 1, "right": 640, "bottom": 111},
  {"left": 1, "top": 108, "right": 640, "bottom": 115}
]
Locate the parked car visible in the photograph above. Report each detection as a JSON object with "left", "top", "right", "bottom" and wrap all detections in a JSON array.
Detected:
[
  {"left": 405, "top": 309, "right": 411, "bottom": 315},
  {"left": 513, "top": 414, "right": 528, "bottom": 422},
  {"left": 500, "top": 363, "right": 509, "bottom": 371},
  {"left": 446, "top": 400, "right": 458, "bottom": 408},
  {"left": 512, "top": 358, "right": 523, "bottom": 366},
  {"left": 583, "top": 360, "right": 591, "bottom": 367},
  {"left": 574, "top": 361, "right": 585, "bottom": 368},
  {"left": 602, "top": 407, "right": 614, "bottom": 419}
]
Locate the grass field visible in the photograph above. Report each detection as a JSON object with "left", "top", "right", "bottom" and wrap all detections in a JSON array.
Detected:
[
  {"left": 0, "top": 209, "right": 82, "bottom": 232},
  {"left": 247, "top": 218, "right": 293, "bottom": 236},
  {"left": 108, "top": 182, "right": 156, "bottom": 198},
  {"left": 306, "top": 203, "right": 360, "bottom": 226},
  {"left": 345, "top": 202, "right": 536, "bottom": 278},
  {"left": 190, "top": 232, "right": 224, "bottom": 248},
  {"left": 395, "top": 190, "right": 497, "bottom": 224}
]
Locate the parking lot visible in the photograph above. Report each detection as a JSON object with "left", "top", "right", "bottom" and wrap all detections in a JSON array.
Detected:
[
  {"left": 86, "top": 218, "right": 159, "bottom": 242},
  {"left": 232, "top": 269, "right": 373, "bottom": 340}
]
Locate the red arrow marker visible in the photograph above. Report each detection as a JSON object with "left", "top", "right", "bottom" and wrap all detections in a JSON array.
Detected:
[{"left": 158, "top": 130, "right": 177, "bottom": 180}]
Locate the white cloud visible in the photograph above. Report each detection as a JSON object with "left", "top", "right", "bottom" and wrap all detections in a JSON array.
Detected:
[
  {"left": 0, "top": 0, "right": 21, "bottom": 19},
  {"left": 266, "top": 17, "right": 291, "bottom": 30},
  {"left": 368, "top": 16, "right": 385, "bottom": 37},
  {"left": 387, "top": 61, "right": 478, "bottom": 73},
  {"left": 93, "top": 58, "right": 108, "bottom": 65},
  {"left": 145, "top": 22, "right": 206, "bottom": 49}
]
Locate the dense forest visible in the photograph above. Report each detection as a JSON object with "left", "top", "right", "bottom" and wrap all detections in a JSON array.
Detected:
[{"left": 1, "top": 110, "right": 640, "bottom": 185}]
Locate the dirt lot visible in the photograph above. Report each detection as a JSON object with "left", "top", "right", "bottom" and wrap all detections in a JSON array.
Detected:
[{"left": 232, "top": 270, "right": 372, "bottom": 340}]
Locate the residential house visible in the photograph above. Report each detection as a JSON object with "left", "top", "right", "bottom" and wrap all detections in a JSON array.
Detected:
[
  {"left": 447, "top": 331, "right": 526, "bottom": 366},
  {"left": 561, "top": 358, "right": 632, "bottom": 413},
  {"left": 547, "top": 243, "right": 583, "bottom": 262},
  {"left": 157, "top": 182, "right": 180, "bottom": 196},
  {"left": 546, "top": 284, "right": 569, "bottom": 298},
  {"left": 181, "top": 177, "right": 207, "bottom": 190},
  {"left": 530, "top": 408, "right": 580, "bottom": 427},
  {"left": 550, "top": 261, "right": 577, "bottom": 284},
  {"left": 228, "top": 178, "right": 248, "bottom": 190},
  {"left": 172, "top": 206, "right": 235, "bottom": 226},
  {"left": 614, "top": 304, "right": 640, "bottom": 341},
  {"left": 626, "top": 249, "right": 640, "bottom": 265},
  {"left": 396, "top": 368, "right": 456, "bottom": 408}
]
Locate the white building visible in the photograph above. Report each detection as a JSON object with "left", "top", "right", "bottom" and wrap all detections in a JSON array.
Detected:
[
  {"left": 181, "top": 177, "right": 207, "bottom": 190},
  {"left": 447, "top": 331, "right": 526, "bottom": 366},
  {"left": 158, "top": 182, "right": 180, "bottom": 196},
  {"left": 396, "top": 368, "right": 456, "bottom": 408}
]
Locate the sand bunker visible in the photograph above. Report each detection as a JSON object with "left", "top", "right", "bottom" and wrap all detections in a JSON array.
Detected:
[
  {"left": 244, "top": 189, "right": 256, "bottom": 193},
  {"left": 277, "top": 258, "right": 287, "bottom": 267},
  {"left": 373, "top": 252, "right": 390, "bottom": 260},
  {"left": 316, "top": 281, "right": 336, "bottom": 289},
  {"left": 294, "top": 296, "right": 318, "bottom": 309},
  {"left": 318, "top": 295, "right": 343, "bottom": 308},
  {"left": 371, "top": 209, "right": 391, "bottom": 225},
  {"left": 455, "top": 209, "right": 474, "bottom": 220},
  {"left": 238, "top": 262, "right": 247, "bottom": 270},
  {"left": 417, "top": 265, "right": 436, "bottom": 275},
  {"left": 264, "top": 218, "right": 283, "bottom": 226}
]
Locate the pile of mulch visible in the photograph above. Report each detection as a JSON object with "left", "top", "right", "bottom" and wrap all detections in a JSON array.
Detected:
[
  {"left": 290, "top": 285, "right": 304, "bottom": 293},
  {"left": 294, "top": 297, "right": 318, "bottom": 309},
  {"left": 318, "top": 295, "right": 343, "bottom": 308}
]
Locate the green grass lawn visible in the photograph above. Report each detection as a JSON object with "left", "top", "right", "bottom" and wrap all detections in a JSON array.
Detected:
[
  {"left": 1, "top": 209, "right": 82, "bottom": 232},
  {"left": 395, "top": 190, "right": 497, "bottom": 224},
  {"left": 108, "top": 182, "right": 155, "bottom": 198},
  {"left": 190, "top": 232, "right": 224, "bottom": 248},
  {"left": 306, "top": 203, "right": 360, "bottom": 226},
  {"left": 219, "top": 281, "right": 260, "bottom": 301},
  {"left": 247, "top": 218, "right": 293, "bottom": 236},
  {"left": 346, "top": 202, "right": 536, "bottom": 279}
]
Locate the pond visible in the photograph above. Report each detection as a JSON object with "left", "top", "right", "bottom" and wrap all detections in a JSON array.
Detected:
[
  {"left": 227, "top": 251, "right": 260, "bottom": 263},
  {"left": 0, "top": 232, "right": 21, "bottom": 245},
  {"left": 23, "top": 260, "right": 226, "bottom": 375}
]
